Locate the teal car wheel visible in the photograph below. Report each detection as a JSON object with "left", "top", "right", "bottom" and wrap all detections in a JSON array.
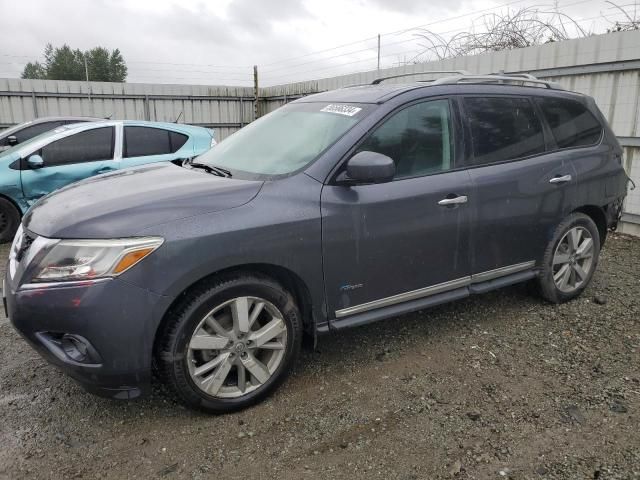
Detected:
[{"left": 0, "top": 198, "right": 20, "bottom": 243}]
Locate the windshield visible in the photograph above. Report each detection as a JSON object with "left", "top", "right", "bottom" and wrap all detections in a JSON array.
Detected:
[
  {"left": 0, "top": 121, "right": 31, "bottom": 139},
  {"left": 195, "top": 102, "right": 370, "bottom": 177},
  {"left": 0, "top": 125, "right": 72, "bottom": 157}
]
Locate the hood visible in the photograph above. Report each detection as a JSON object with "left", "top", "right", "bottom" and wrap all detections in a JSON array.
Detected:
[
  {"left": 24, "top": 162, "right": 263, "bottom": 238},
  {"left": 0, "top": 148, "right": 20, "bottom": 163}
]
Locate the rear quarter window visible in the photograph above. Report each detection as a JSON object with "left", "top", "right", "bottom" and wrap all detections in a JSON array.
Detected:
[
  {"left": 124, "top": 126, "right": 188, "bottom": 158},
  {"left": 169, "top": 131, "right": 188, "bottom": 151},
  {"left": 536, "top": 97, "right": 603, "bottom": 149}
]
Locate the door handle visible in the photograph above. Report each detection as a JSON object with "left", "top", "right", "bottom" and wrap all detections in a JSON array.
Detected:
[
  {"left": 438, "top": 195, "right": 468, "bottom": 206},
  {"left": 95, "top": 167, "right": 115, "bottom": 174},
  {"left": 549, "top": 174, "right": 572, "bottom": 184}
]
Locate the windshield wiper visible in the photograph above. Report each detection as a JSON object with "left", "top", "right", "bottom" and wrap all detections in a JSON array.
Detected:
[{"left": 188, "top": 161, "right": 232, "bottom": 178}]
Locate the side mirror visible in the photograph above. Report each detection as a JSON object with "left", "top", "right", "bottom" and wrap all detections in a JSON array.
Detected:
[
  {"left": 27, "top": 154, "right": 44, "bottom": 169},
  {"left": 343, "top": 151, "right": 395, "bottom": 185},
  {"left": 7, "top": 135, "right": 17, "bottom": 146}
]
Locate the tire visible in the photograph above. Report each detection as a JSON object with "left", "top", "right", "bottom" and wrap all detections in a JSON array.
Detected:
[
  {"left": 0, "top": 198, "right": 20, "bottom": 244},
  {"left": 156, "top": 273, "right": 302, "bottom": 413},
  {"left": 538, "top": 212, "right": 601, "bottom": 304}
]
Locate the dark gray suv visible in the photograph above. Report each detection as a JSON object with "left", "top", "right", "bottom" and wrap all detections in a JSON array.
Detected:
[{"left": 4, "top": 74, "right": 629, "bottom": 413}]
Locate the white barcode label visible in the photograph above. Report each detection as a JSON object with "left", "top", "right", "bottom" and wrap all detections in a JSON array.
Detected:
[{"left": 320, "top": 104, "right": 362, "bottom": 116}]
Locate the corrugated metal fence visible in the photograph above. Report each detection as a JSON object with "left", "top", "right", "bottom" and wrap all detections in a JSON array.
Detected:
[
  {"left": 1, "top": 29, "right": 639, "bottom": 234},
  {"left": 0, "top": 79, "right": 255, "bottom": 141}
]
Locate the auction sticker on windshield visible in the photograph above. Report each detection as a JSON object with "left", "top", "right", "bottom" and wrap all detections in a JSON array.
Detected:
[{"left": 320, "top": 104, "right": 362, "bottom": 116}]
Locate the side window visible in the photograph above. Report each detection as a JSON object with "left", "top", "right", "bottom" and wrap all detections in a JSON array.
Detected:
[
  {"left": 536, "top": 97, "right": 602, "bottom": 149},
  {"left": 15, "top": 121, "right": 65, "bottom": 143},
  {"left": 40, "top": 127, "right": 114, "bottom": 167},
  {"left": 124, "top": 127, "right": 186, "bottom": 157},
  {"left": 169, "top": 131, "right": 188, "bottom": 152},
  {"left": 356, "top": 99, "right": 453, "bottom": 179},
  {"left": 464, "top": 97, "right": 545, "bottom": 165}
]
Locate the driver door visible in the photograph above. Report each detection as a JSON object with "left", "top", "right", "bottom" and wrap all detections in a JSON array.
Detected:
[
  {"left": 321, "top": 98, "right": 472, "bottom": 321},
  {"left": 21, "top": 126, "right": 118, "bottom": 205}
]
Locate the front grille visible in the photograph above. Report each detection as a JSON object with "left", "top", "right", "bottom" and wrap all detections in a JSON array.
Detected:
[{"left": 16, "top": 232, "right": 35, "bottom": 262}]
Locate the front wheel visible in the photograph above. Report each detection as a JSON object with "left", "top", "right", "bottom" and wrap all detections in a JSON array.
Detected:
[
  {"left": 538, "top": 213, "right": 601, "bottom": 303},
  {"left": 0, "top": 198, "right": 20, "bottom": 243},
  {"left": 156, "top": 274, "right": 302, "bottom": 413}
]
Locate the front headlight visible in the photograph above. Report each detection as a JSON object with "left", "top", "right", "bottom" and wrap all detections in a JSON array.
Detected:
[{"left": 31, "top": 237, "right": 164, "bottom": 282}]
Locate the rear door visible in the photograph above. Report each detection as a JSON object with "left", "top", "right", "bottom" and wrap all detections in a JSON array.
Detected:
[
  {"left": 120, "top": 126, "right": 190, "bottom": 168},
  {"left": 21, "top": 126, "right": 117, "bottom": 203},
  {"left": 535, "top": 96, "right": 613, "bottom": 208},
  {"left": 460, "top": 95, "right": 577, "bottom": 276},
  {"left": 321, "top": 98, "right": 472, "bottom": 320}
]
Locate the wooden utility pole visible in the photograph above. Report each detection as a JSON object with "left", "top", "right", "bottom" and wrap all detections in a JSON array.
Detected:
[
  {"left": 253, "top": 65, "right": 259, "bottom": 121},
  {"left": 377, "top": 34, "right": 381, "bottom": 70}
]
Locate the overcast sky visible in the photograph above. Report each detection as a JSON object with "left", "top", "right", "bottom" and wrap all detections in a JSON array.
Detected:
[{"left": 0, "top": 0, "right": 617, "bottom": 86}]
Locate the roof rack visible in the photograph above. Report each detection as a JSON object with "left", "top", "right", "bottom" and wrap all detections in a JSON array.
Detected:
[
  {"left": 371, "top": 70, "right": 471, "bottom": 85},
  {"left": 369, "top": 70, "right": 563, "bottom": 90},
  {"left": 432, "top": 74, "right": 563, "bottom": 89}
]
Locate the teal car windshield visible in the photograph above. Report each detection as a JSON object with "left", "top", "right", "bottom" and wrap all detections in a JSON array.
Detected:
[
  {"left": 0, "top": 125, "right": 71, "bottom": 157},
  {"left": 196, "top": 102, "right": 370, "bottom": 176}
]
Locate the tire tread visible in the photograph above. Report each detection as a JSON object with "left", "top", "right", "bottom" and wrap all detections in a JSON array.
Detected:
[
  {"left": 538, "top": 212, "right": 601, "bottom": 304},
  {"left": 155, "top": 272, "right": 302, "bottom": 413}
]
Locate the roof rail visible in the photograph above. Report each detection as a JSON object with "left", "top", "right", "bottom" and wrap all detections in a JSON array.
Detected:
[
  {"left": 371, "top": 70, "right": 471, "bottom": 85},
  {"left": 432, "top": 74, "right": 563, "bottom": 89},
  {"left": 488, "top": 72, "right": 538, "bottom": 80}
]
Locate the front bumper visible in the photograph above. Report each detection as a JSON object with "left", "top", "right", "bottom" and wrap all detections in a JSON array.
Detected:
[{"left": 5, "top": 270, "right": 169, "bottom": 399}]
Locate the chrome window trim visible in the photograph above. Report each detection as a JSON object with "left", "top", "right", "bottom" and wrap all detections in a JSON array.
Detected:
[{"left": 334, "top": 260, "right": 536, "bottom": 318}]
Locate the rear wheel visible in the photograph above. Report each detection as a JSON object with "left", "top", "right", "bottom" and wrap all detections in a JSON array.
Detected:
[
  {"left": 0, "top": 198, "right": 20, "bottom": 243},
  {"left": 538, "top": 213, "right": 600, "bottom": 303},
  {"left": 156, "top": 273, "right": 302, "bottom": 413}
]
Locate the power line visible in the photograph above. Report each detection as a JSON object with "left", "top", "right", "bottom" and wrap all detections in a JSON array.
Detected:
[
  {"left": 127, "top": 60, "right": 251, "bottom": 70},
  {"left": 260, "top": 0, "right": 598, "bottom": 75},
  {"left": 127, "top": 66, "right": 253, "bottom": 74},
  {"left": 260, "top": 0, "right": 544, "bottom": 69},
  {"left": 261, "top": 9, "right": 623, "bottom": 85},
  {"left": 0, "top": 0, "right": 604, "bottom": 77},
  {"left": 128, "top": 75, "right": 252, "bottom": 81},
  {"left": 262, "top": 1, "right": 604, "bottom": 82},
  {"left": 0, "top": 0, "right": 625, "bottom": 86}
]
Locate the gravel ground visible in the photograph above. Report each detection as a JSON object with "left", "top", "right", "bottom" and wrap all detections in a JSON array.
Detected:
[{"left": 0, "top": 234, "right": 638, "bottom": 480}]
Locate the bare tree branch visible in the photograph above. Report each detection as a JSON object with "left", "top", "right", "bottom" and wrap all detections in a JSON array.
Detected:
[
  {"left": 408, "top": 6, "right": 592, "bottom": 64},
  {"left": 604, "top": 1, "right": 640, "bottom": 32}
]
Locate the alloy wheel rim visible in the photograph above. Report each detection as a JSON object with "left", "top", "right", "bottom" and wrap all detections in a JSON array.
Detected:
[
  {"left": 552, "top": 226, "right": 594, "bottom": 293},
  {"left": 187, "top": 296, "right": 287, "bottom": 398}
]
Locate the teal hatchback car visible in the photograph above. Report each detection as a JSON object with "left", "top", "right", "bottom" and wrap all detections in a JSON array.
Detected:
[{"left": 0, "top": 120, "right": 216, "bottom": 241}]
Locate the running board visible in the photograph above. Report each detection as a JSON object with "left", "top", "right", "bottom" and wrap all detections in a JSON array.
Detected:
[
  {"left": 320, "top": 268, "right": 538, "bottom": 333},
  {"left": 469, "top": 270, "right": 537, "bottom": 294}
]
